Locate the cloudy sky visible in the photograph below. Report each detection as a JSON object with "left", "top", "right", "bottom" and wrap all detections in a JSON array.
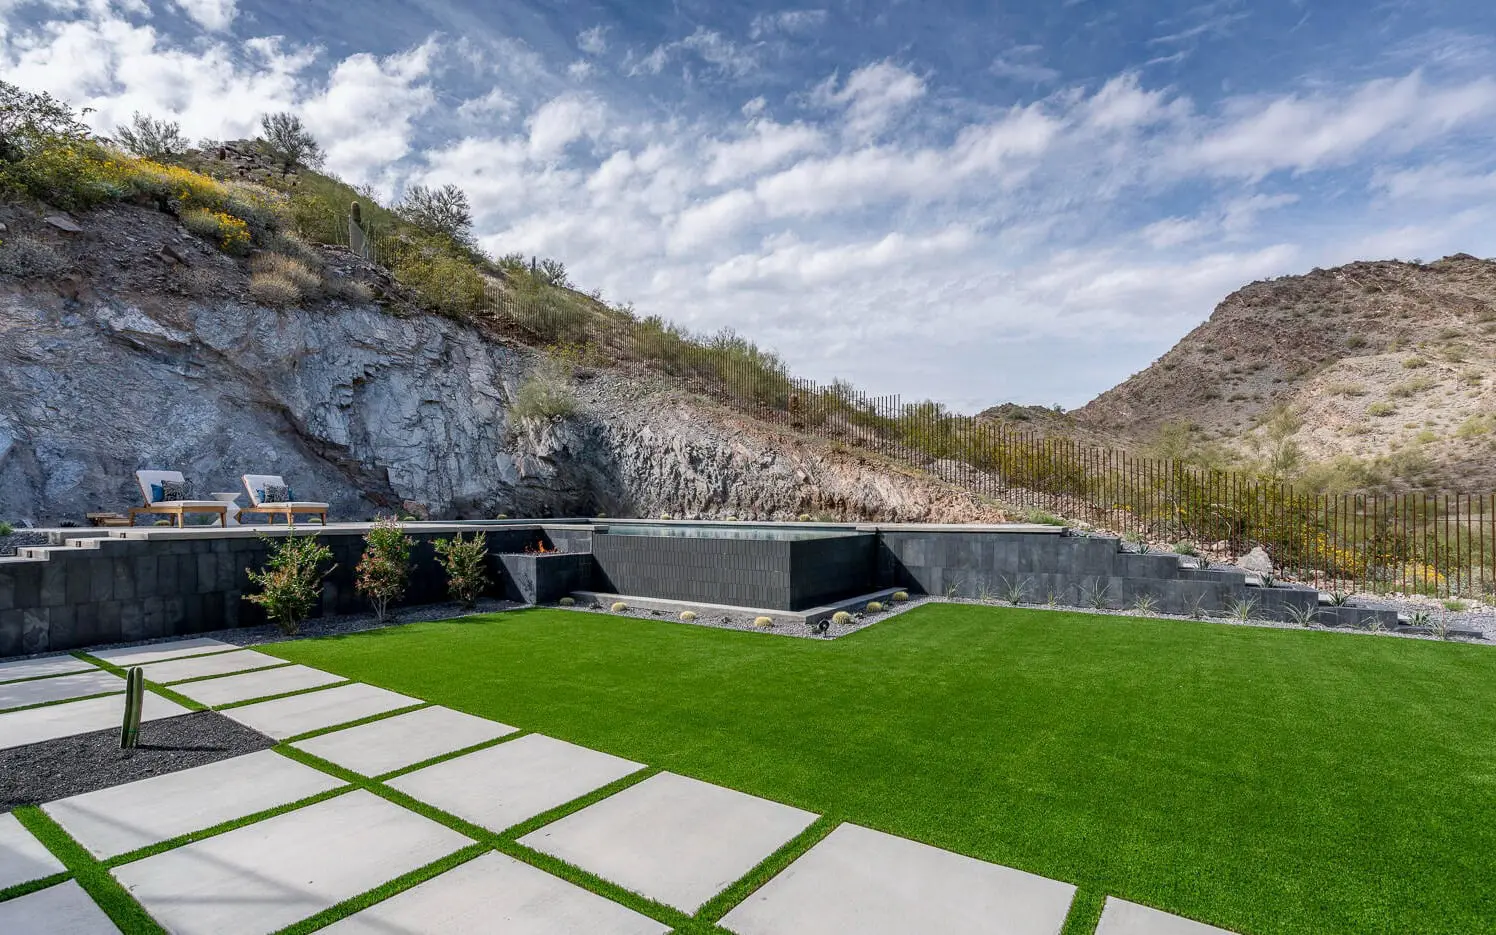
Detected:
[{"left": 4, "top": 1, "right": 1496, "bottom": 410}]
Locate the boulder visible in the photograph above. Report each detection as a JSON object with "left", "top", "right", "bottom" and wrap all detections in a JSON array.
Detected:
[{"left": 1237, "top": 546, "right": 1273, "bottom": 575}]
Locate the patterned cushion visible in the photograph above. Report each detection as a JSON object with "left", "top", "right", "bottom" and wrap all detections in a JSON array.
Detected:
[
  {"left": 262, "top": 484, "right": 290, "bottom": 503},
  {"left": 160, "top": 479, "right": 190, "bottom": 501}
]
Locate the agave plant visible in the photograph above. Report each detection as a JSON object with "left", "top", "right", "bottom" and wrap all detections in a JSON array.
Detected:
[
  {"left": 1226, "top": 597, "right": 1258, "bottom": 623},
  {"left": 1284, "top": 603, "right": 1320, "bottom": 628},
  {"left": 1130, "top": 593, "right": 1158, "bottom": 616},
  {"left": 999, "top": 575, "right": 1031, "bottom": 606},
  {"left": 1327, "top": 590, "right": 1353, "bottom": 606},
  {"left": 1184, "top": 594, "right": 1208, "bottom": 620},
  {"left": 1083, "top": 578, "right": 1111, "bottom": 609}
]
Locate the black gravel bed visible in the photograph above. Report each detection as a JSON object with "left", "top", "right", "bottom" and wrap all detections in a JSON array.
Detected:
[
  {"left": 0, "top": 531, "right": 50, "bottom": 557},
  {"left": 1, "top": 711, "right": 274, "bottom": 809}
]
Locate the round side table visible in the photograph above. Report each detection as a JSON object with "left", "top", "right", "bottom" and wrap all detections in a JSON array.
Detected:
[{"left": 210, "top": 492, "right": 243, "bottom": 526}]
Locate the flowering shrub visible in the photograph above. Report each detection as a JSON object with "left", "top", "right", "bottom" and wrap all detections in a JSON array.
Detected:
[
  {"left": 181, "top": 208, "right": 251, "bottom": 254},
  {"left": 356, "top": 517, "right": 412, "bottom": 623}
]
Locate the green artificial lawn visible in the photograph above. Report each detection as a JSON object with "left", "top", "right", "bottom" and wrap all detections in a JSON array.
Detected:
[{"left": 262, "top": 605, "right": 1496, "bottom": 935}]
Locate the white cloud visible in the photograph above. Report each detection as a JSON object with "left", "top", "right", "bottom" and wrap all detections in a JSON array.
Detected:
[
  {"left": 813, "top": 60, "right": 926, "bottom": 139},
  {"left": 749, "top": 9, "right": 828, "bottom": 39},
  {"left": 629, "top": 27, "right": 758, "bottom": 79},
  {"left": 990, "top": 45, "right": 1059, "bottom": 84},
  {"left": 567, "top": 59, "right": 593, "bottom": 80},
  {"left": 707, "top": 226, "right": 978, "bottom": 290},
  {"left": 526, "top": 93, "right": 606, "bottom": 160},
  {"left": 457, "top": 86, "right": 517, "bottom": 121},
  {"left": 702, "top": 118, "right": 824, "bottom": 185},
  {"left": 301, "top": 43, "right": 436, "bottom": 184},
  {"left": 172, "top": 0, "right": 236, "bottom": 31},
  {"left": 1373, "top": 163, "right": 1496, "bottom": 201},
  {"left": 577, "top": 24, "right": 607, "bottom": 56}
]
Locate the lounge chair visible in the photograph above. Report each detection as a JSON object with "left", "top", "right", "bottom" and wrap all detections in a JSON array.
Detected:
[
  {"left": 240, "top": 474, "right": 329, "bottom": 525},
  {"left": 127, "top": 470, "right": 228, "bottom": 527}
]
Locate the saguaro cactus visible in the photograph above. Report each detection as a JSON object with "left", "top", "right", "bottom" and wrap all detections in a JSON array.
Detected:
[{"left": 120, "top": 667, "right": 144, "bottom": 749}]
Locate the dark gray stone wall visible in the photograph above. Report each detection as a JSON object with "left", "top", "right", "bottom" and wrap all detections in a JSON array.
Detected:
[
  {"left": 499, "top": 553, "right": 594, "bottom": 604},
  {"left": 591, "top": 532, "right": 795, "bottom": 609},
  {"left": 788, "top": 535, "right": 877, "bottom": 608}
]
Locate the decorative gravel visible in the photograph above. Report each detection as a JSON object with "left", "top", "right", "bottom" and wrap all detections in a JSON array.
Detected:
[
  {"left": 0, "top": 531, "right": 50, "bottom": 557},
  {"left": 557, "top": 596, "right": 924, "bottom": 640},
  {"left": 0, "top": 711, "right": 274, "bottom": 809}
]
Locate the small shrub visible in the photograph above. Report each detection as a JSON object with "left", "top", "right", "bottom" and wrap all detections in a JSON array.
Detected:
[
  {"left": 322, "top": 276, "right": 374, "bottom": 303},
  {"left": 1327, "top": 590, "right": 1353, "bottom": 606},
  {"left": 0, "top": 521, "right": 12, "bottom": 536},
  {"left": 1185, "top": 594, "right": 1208, "bottom": 619},
  {"left": 433, "top": 532, "right": 490, "bottom": 609},
  {"left": 1329, "top": 382, "right": 1367, "bottom": 397},
  {"left": 753, "top": 615, "right": 774, "bottom": 627},
  {"left": 392, "top": 249, "right": 486, "bottom": 318},
  {"left": 259, "top": 112, "right": 325, "bottom": 171},
  {"left": 1402, "top": 356, "right": 1428, "bottom": 369},
  {"left": 114, "top": 111, "right": 188, "bottom": 160},
  {"left": 1443, "top": 599, "right": 1469, "bottom": 612},
  {"left": 252, "top": 252, "right": 321, "bottom": 297},
  {"left": 831, "top": 610, "right": 853, "bottom": 626},
  {"left": 249, "top": 272, "right": 302, "bottom": 307},
  {"left": 1172, "top": 541, "right": 1198, "bottom": 556},
  {"left": 1131, "top": 593, "right": 1158, "bottom": 615},
  {"left": 1429, "top": 614, "right": 1452, "bottom": 640},
  {"left": 558, "top": 596, "right": 576, "bottom": 606},
  {"left": 611, "top": 601, "right": 628, "bottom": 612},
  {"left": 1366, "top": 402, "right": 1395, "bottom": 417},
  {"left": 1345, "top": 335, "right": 1369, "bottom": 349},
  {"left": 180, "top": 208, "right": 251, "bottom": 254},
  {"left": 680, "top": 610, "right": 697, "bottom": 622},
  {"left": 355, "top": 517, "right": 412, "bottom": 623},
  {"left": 660, "top": 513, "right": 672, "bottom": 520},
  {"left": 0, "top": 235, "right": 67, "bottom": 277},
  {"left": 998, "top": 575, "right": 1030, "bottom": 605},
  {"left": 797, "top": 513, "right": 811, "bottom": 522},
  {"left": 512, "top": 360, "right": 577, "bottom": 424},
  {"left": 865, "top": 602, "right": 884, "bottom": 613},
  {"left": 1023, "top": 508, "right": 1066, "bottom": 526},
  {"left": 244, "top": 532, "right": 335, "bottom": 635},
  {"left": 891, "top": 590, "right": 909, "bottom": 602},
  {"left": 1226, "top": 598, "right": 1257, "bottom": 623},
  {"left": 1082, "top": 578, "right": 1111, "bottom": 609},
  {"left": 1284, "top": 604, "right": 1320, "bottom": 627}
]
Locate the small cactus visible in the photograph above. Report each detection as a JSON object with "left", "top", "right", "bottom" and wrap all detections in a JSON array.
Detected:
[
  {"left": 680, "top": 610, "right": 698, "bottom": 622},
  {"left": 866, "top": 601, "right": 884, "bottom": 613},
  {"left": 495, "top": 513, "right": 509, "bottom": 520},
  {"left": 832, "top": 610, "right": 853, "bottom": 626},
  {"left": 660, "top": 513, "right": 672, "bottom": 520},
  {"left": 797, "top": 514, "right": 811, "bottom": 522},
  {"left": 753, "top": 615, "right": 774, "bottom": 628},
  {"left": 891, "top": 591, "right": 909, "bottom": 602},
  {"left": 120, "top": 667, "right": 144, "bottom": 749},
  {"left": 611, "top": 601, "right": 628, "bottom": 612},
  {"left": 558, "top": 596, "right": 576, "bottom": 606}
]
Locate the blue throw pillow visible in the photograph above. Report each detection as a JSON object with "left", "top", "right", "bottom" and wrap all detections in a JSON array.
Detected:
[
  {"left": 150, "top": 483, "right": 164, "bottom": 503},
  {"left": 287, "top": 487, "right": 296, "bottom": 500}
]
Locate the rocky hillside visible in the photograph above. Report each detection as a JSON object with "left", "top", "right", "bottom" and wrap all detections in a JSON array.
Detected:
[
  {"left": 0, "top": 198, "right": 1005, "bottom": 524},
  {"left": 1074, "top": 255, "right": 1496, "bottom": 492}
]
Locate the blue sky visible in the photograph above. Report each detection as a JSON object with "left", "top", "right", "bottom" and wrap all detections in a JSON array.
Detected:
[{"left": 4, "top": 0, "right": 1496, "bottom": 411}]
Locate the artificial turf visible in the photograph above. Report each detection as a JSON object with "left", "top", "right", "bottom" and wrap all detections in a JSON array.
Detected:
[{"left": 263, "top": 604, "right": 1496, "bottom": 935}]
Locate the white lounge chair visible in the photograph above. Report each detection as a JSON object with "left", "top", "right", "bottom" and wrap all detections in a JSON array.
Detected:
[
  {"left": 240, "top": 474, "right": 330, "bottom": 525},
  {"left": 128, "top": 470, "right": 228, "bottom": 527}
]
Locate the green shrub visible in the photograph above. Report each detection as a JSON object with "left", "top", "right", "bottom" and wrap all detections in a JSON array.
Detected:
[
  {"left": 797, "top": 514, "right": 812, "bottom": 522},
  {"left": 1367, "top": 402, "right": 1395, "bottom": 417},
  {"left": 181, "top": 207, "right": 251, "bottom": 254},
  {"left": 831, "top": 611, "right": 853, "bottom": 625},
  {"left": 252, "top": 252, "right": 320, "bottom": 296},
  {"left": 393, "top": 248, "right": 486, "bottom": 319},
  {"left": 1402, "top": 356, "right": 1428, "bottom": 369},
  {"left": 1173, "top": 541, "right": 1199, "bottom": 556},
  {"left": 512, "top": 361, "right": 577, "bottom": 424},
  {"left": 0, "top": 521, "right": 12, "bottom": 537},
  {"left": 355, "top": 517, "right": 412, "bottom": 623},
  {"left": 558, "top": 596, "right": 576, "bottom": 606},
  {"left": 0, "top": 235, "right": 66, "bottom": 278},
  {"left": 244, "top": 532, "right": 335, "bottom": 635},
  {"left": 433, "top": 532, "right": 490, "bottom": 609},
  {"left": 611, "top": 601, "right": 628, "bottom": 612},
  {"left": 249, "top": 271, "right": 302, "bottom": 307},
  {"left": 1023, "top": 508, "right": 1066, "bottom": 526}
]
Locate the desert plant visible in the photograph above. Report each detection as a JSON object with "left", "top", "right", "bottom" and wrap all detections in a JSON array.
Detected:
[
  {"left": 998, "top": 575, "right": 1031, "bottom": 605},
  {"left": 244, "top": 531, "right": 335, "bottom": 635},
  {"left": 1365, "top": 615, "right": 1385, "bottom": 633},
  {"left": 323, "top": 275, "right": 374, "bottom": 304},
  {"left": 660, "top": 513, "right": 672, "bottom": 520},
  {"left": 1082, "top": 578, "right": 1111, "bottom": 609},
  {"left": 1428, "top": 614, "right": 1452, "bottom": 640},
  {"left": 355, "top": 517, "right": 413, "bottom": 624},
  {"left": 1258, "top": 572, "right": 1277, "bottom": 588},
  {"left": 1045, "top": 589, "right": 1058, "bottom": 608},
  {"left": 1130, "top": 593, "right": 1158, "bottom": 616},
  {"left": 395, "top": 183, "right": 473, "bottom": 243},
  {"left": 181, "top": 208, "right": 251, "bottom": 254},
  {"left": 252, "top": 252, "right": 320, "bottom": 295},
  {"left": 797, "top": 513, "right": 812, "bottom": 522},
  {"left": 1284, "top": 603, "right": 1320, "bottom": 627},
  {"left": 1367, "top": 402, "right": 1395, "bottom": 417},
  {"left": 865, "top": 601, "right": 884, "bottom": 613},
  {"left": 1023, "top": 508, "right": 1066, "bottom": 526},
  {"left": 611, "top": 601, "right": 628, "bottom": 612},
  {"left": 433, "top": 532, "right": 490, "bottom": 610},
  {"left": 753, "top": 615, "right": 774, "bottom": 627},
  {"left": 512, "top": 360, "right": 577, "bottom": 424},
  {"left": 1409, "top": 609, "right": 1432, "bottom": 628},
  {"left": 558, "top": 596, "right": 576, "bottom": 606},
  {"left": 259, "top": 112, "right": 324, "bottom": 171},
  {"left": 943, "top": 578, "right": 963, "bottom": 599},
  {"left": 0, "top": 235, "right": 67, "bottom": 278},
  {"left": 249, "top": 272, "right": 301, "bottom": 306},
  {"left": 119, "top": 667, "right": 144, "bottom": 749},
  {"left": 832, "top": 610, "right": 853, "bottom": 625},
  {"left": 680, "top": 610, "right": 697, "bottom": 622},
  {"left": 1172, "top": 541, "right": 1199, "bottom": 556},
  {"left": 1327, "top": 590, "right": 1353, "bottom": 606},
  {"left": 1226, "top": 597, "right": 1258, "bottom": 623},
  {"left": 891, "top": 590, "right": 909, "bottom": 602},
  {"left": 114, "top": 111, "right": 188, "bottom": 160},
  {"left": 1194, "top": 557, "right": 1211, "bottom": 571},
  {"left": 1185, "top": 594, "right": 1208, "bottom": 620},
  {"left": 534, "top": 257, "right": 571, "bottom": 288},
  {"left": 0, "top": 521, "right": 12, "bottom": 536},
  {"left": 1443, "top": 599, "right": 1469, "bottom": 612},
  {"left": 976, "top": 580, "right": 998, "bottom": 603}
]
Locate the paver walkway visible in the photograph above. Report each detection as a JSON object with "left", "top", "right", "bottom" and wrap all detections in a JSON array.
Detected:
[{"left": 0, "top": 641, "right": 1242, "bottom": 935}]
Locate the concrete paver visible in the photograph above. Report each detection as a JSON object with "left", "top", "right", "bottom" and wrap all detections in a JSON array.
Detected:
[
  {"left": 1095, "top": 897, "right": 1238, "bottom": 935},
  {"left": 0, "top": 655, "right": 96, "bottom": 684},
  {"left": 0, "top": 811, "right": 65, "bottom": 891},
  {"left": 220, "top": 683, "right": 421, "bottom": 740},
  {"left": 170, "top": 664, "right": 343, "bottom": 708},
  {"left": 720, "top": 823, "right": 1077, "bottom": 935},
  {"left": 389, "top": 734, "right": 643, "bottom": 833},
  {"left": 292, "top": 705, "right": 517, "bottom": 776},
  {"left": 319, "top": 851, "right": 671, "bottom": 935},
  {"left": 137, "top": 650, "right": 289, "bottom": 684},
  {"left": 521, "top": 771, "right": 818, "bottom": 914},
  {"left": 90, "top": 638, "right": 237, "bottom": 668},
  {"left": 0, "top": 669, "right": 122, "bottom": 712},
  {"left": 0, "top": 692, "right": 190, "bottom": 751},
  {"left": 0, "top": 880, "right": 119, "bottom": 933},
  {"left": 46, "top": 750, "right": 345, "bottom": 859},
  {"left": 112, "top": 789, "right": 469, "bottom": 935}
]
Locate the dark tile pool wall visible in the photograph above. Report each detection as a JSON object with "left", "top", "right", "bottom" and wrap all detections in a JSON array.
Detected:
[
  {"left": 591, "top": 532, "right": 795, "bottom": 608},
  {"left": 788, "top": 535, "right": 877, "bottom": 608}
]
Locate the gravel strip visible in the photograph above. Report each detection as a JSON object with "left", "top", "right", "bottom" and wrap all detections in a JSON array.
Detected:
[
  {"left": 0, "top": 711, "right": 274, "bottom": 809},
  {"left": 556, "top": 595, "right": 926, "bottom": 639},
  {"left": 0, "top": 531, "right": 50, "bottom": 557}
]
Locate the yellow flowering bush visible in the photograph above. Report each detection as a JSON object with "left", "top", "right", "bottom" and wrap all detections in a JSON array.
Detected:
[{"left": 181, "top": 208, "right": 251, "bottom": 254}]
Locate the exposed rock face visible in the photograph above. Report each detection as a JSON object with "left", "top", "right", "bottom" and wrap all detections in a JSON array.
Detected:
[{"left": 0, "top": 289, "right": 1004, "bottom": 524}]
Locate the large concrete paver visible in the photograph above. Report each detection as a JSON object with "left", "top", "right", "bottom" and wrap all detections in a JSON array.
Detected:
[
  {"left": 171, "top": 664, "right": 344, "bottom": 708},
  {"left": 292, "top": 705, "right": 517, "bottom": 776},
  {"left": 0, "top": 692, "right": 190, "bottom": 751},
  {"left": 319, "top": 851, "right": 671, "bottom": 935},
  {"left": 0, "top": 669, "right": 122, "bottom": 712},
  {"left": 389, "top": 734, "right": 643, "bottom": 833},
  {"left": 0, "top": 655, "right": 96, "bottom": 683},
  {"left": 0, "top": 811, "right": 65, "bottom": 890},
  {"left": 112, "top": 789, "right": 469, "bottom": 935},
  {"left": 139, "top": 649, "right": 289, "bottom": 684},
  {"left": 720, "top": 823, "right": 1077, "bottom": 935},
  {"left": 45, "top": 749, "right": 346, "bottom": 859},
  {"left": 521, "top": 771, "right": 819, "bottom": 914},
  {"left": 220, "top": 683, "right": 420, "bottom": 740},
  {"left": 0, "top": 880, "right": 119, "bottom": 933},
  {"left": 90, "top": 638, "right": 236, "bottom": 667},
  {"left": 1095, "top": 897, "right": 1238, "bottom": 935}
]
